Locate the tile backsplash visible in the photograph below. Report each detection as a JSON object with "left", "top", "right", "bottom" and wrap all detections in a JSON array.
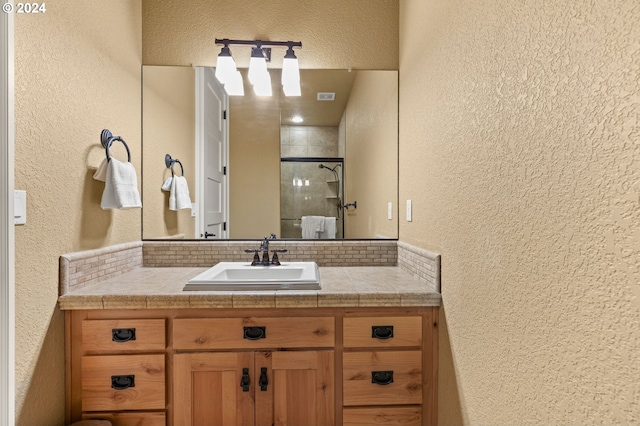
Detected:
[
  {"left": 59, "top": 239, "right": 442, "bottom": 296},
  {"left": 142, "top": 240, "right": 397, "bottom": 267},
  {"left": 397, "top": 241, "right": 441, "bottom": 292},
  {"left": 59, "top": 241, "right": 143, "bottom": 294}
]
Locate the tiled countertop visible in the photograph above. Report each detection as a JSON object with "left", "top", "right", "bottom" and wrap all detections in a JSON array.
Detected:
[{"left": 58, "top": 266, "right": 441, "bottom": 310}]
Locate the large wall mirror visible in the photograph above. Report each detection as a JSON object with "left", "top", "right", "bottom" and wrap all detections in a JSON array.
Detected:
[{"left": 142, "top": 66, "right": 398, "bottom": 240}]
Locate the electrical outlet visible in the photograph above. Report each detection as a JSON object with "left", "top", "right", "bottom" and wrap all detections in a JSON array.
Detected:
[{"left": 406, "top": 200, "right": 412, "bottom": 222}]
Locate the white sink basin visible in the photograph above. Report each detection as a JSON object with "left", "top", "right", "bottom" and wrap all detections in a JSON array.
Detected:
[{"left": 184, "top": 262, "right": 320, "bottom": 291}]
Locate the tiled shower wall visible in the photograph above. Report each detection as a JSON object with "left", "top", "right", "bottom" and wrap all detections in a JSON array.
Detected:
[{"left": 280, "top": 125, "right": 339, "bottom": 157}]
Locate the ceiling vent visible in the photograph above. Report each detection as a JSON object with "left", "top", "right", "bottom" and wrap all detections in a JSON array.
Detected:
[{"left": 317, "top": 92, "right": 335, "bottom": 101}]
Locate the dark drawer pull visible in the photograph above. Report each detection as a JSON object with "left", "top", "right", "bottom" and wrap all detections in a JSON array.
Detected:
[
  {"left": 111, "top": 375, "right": 135, "bottom": 390},
  {"left": 243, "top": 326, "right": 266, "bottom": 340},
  {"left": 112, "top": 328, "right": 136, "bottom": 343},
  {"left": 371, "top": 371, "right": 394, "bottom": 386},
  {"left": 371, "top": 325, "right": 394, "bottom": 339}
]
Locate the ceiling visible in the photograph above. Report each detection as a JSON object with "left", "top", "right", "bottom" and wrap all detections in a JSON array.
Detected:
[{"left": 230, "top": 69, "right": 357, "bottom": 127}]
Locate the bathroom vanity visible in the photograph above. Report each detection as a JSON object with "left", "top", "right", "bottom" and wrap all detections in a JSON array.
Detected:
[{"left": 60, "top": 241, "right": 441, "bottom": 425}]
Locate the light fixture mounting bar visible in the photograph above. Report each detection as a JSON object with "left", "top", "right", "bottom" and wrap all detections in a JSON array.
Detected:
[{"left": 214, "top": 38, "right": 302, "bottom": 49}]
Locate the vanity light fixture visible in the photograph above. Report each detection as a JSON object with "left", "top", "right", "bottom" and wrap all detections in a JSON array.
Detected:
[
  {"left": 214, "top": 38, "right": 302, "bottom": 97},
  {"left": 291, "top": 115, "right": 304, "bottom": 123},
  {"left": 282, "top": 46, "right": 301, "bottom": 96},
  {"left": 225, "top": 70, "right": 245, "bottom": 96},
  {"left": 249, "top": 45, "right": 272, "bottom": 96},
  {"left": 214, "top": 43, "right": 237, "bottom": 86}
]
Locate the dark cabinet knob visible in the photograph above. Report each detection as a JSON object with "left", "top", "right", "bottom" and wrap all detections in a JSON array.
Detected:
[
  {"left": 259, "top": 367, "right": 269, "bottom": 391},
  {"left": 240, "top": 368, "right": 250, "bottom": 392},
  {"left": 371, "top": 371, "right": 394, "bottom": 386},
  {"left": 371, "top": 325, "right": 394, "bottom": 339},
  {"left": 112, "top": 328, "right": 136, "bottom": 343}
]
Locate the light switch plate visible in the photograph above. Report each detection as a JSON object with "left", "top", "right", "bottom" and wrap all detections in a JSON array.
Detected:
[
  {"left": 14, "top": 190, "right": 26, "bottom": 225},
  {"left": 191, "top": 203, "right": 197, "bottom": 217},
  {"left": 406, "top": 200, "right": 412, "bottom": 222},
  {"left": 388, "top": 202, "right": 393, "bottom": 220}
]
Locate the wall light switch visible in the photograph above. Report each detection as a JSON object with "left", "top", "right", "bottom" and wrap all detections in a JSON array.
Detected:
[
  {"left": 388, "top": 202, "right": 393, "bottom": 220},
  {"left": 14, "top": 190, "right": 26, "bottom": 225},
  {"left": 406, "top": 200, "right": 412, "bottom": 222}
]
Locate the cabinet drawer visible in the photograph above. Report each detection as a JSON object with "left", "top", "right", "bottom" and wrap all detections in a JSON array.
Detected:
[
  {"left": 82, "top": 319, "right": 165, "bottom": 352},
  {"left": 343, "top": 351, "right": 422, "bottom": 406},
  {"left": 343, "top": 316, "right": 422, "bottom": 348},
  {"left": 343, "top": 406, "right": 422, "bottom": 426},
  {"left": 173, "top": 317, "right": 335, "bottom": 350},
  {"left": 81, "top": 354, "right": 165, "bottom": 411},
  {"left": 82, "top": 412, "right": 166, "bottom": 426}
]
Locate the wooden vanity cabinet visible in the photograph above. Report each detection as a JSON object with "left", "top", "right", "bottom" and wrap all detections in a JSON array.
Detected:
[
  {"left": 65, "top": 307, "right": 438, "bottom": 426},
  {"left": 173, "top": 351, "right": 334, "bottom": 426},
  {"left": 172, "top": 316, "right": 336, "bottom": 426},
  {"left": 71, "top": 316, "right": 168, "bottom": 426}
]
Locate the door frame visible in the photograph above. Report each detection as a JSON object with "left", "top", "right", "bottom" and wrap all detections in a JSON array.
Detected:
[
  {"left": 195, "top": 67, "right": 229, "bottom": 238},
  {"left": 0, "top": 5, "right": 15, "bottom": 424}
]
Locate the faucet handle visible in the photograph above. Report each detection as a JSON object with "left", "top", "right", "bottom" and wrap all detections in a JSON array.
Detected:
[
  {"left": 244, "top": 249, "right": 260, "bottom": 266},
  {"left": 270, "top": 249, "right": 287, "bottom": 266}
]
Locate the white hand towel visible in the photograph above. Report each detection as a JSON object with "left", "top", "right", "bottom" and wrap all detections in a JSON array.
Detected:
[
  {"left": 161, "top": 176, "right": 173, "bottom": 191},
  {"left": 92, "top": 158, "right": 108, "bottom": 182},
  {"left": 169, "top": 176, "right": 192, "bottom": 211},
  {"left": 101, "top": 158, "right": 142, "bottom": 209},
  {"left": 301, "top": 216, "right": 325, "bottom": 239},
  {"left": 321, "top": 217, "right": 337, "bottom": 239}
]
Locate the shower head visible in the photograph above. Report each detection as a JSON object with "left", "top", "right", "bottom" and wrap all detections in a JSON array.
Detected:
[{"left": 319, "top": 163, "right": 340, "bottom": 172}]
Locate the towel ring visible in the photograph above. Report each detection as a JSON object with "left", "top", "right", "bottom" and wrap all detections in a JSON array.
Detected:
[
  {"left": 105, "top": 136, "right": 131, "bottom": 162},
  {"left": 165, "top": 154, "right": 184, "bottom": 177},
  {"left": 101, "top": 129, "right": 131, "bottom": 162}
]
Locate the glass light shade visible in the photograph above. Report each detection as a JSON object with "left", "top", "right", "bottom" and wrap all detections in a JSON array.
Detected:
[
  {"left": 248, "top": 47, "right": 268, "bottom": 85},
  {"left": 282, "top": 57, "right": 300, "bottom": 83},
  {"left": 252, "top": 72, "right": 272, "bottom": 96},
  {"left": 224, "top": 70, "right": 244, "bottom": 96},
  {"left": 282, "top": 48, "right": 301, "bottom": 97},
  {"left": 215, "top": 48, "right": 237, "bottom": 85},
  {"left": 283, "top": 79, "right": 301, "bottom": 96}
]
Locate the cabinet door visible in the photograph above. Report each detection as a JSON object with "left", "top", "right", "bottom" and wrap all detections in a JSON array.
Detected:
[
  {"left": 256, "top": 351, "right": 334, "bottom": 426},
  {"left": 174, "top": 352, "right": 255, "bottom": 426}
]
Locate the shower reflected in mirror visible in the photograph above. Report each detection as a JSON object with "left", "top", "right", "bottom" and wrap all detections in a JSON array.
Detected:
[{"left": 280, "top": 158, "right": 344, "bottom": 238}]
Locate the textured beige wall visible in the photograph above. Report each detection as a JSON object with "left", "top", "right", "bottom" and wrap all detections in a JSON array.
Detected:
[
  {"left": 142, "top": 0, "right": 398, "bottom": 70},
  {"left": 142, "top": 66, "right": 196, "bottom": 239},
  {"left": 345, "top": 71, "right": 398, "bottom": 238},
  {"left": 399, "top": 1, "right": 640, "bottom": 424},
  {"left": 14, "top": 1, "right": 141, "bottom": 424}
]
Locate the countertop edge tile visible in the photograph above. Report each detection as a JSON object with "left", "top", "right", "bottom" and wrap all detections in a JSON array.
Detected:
[{"left": 58, "top": 266, "right": 441, "bottom": 310}]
